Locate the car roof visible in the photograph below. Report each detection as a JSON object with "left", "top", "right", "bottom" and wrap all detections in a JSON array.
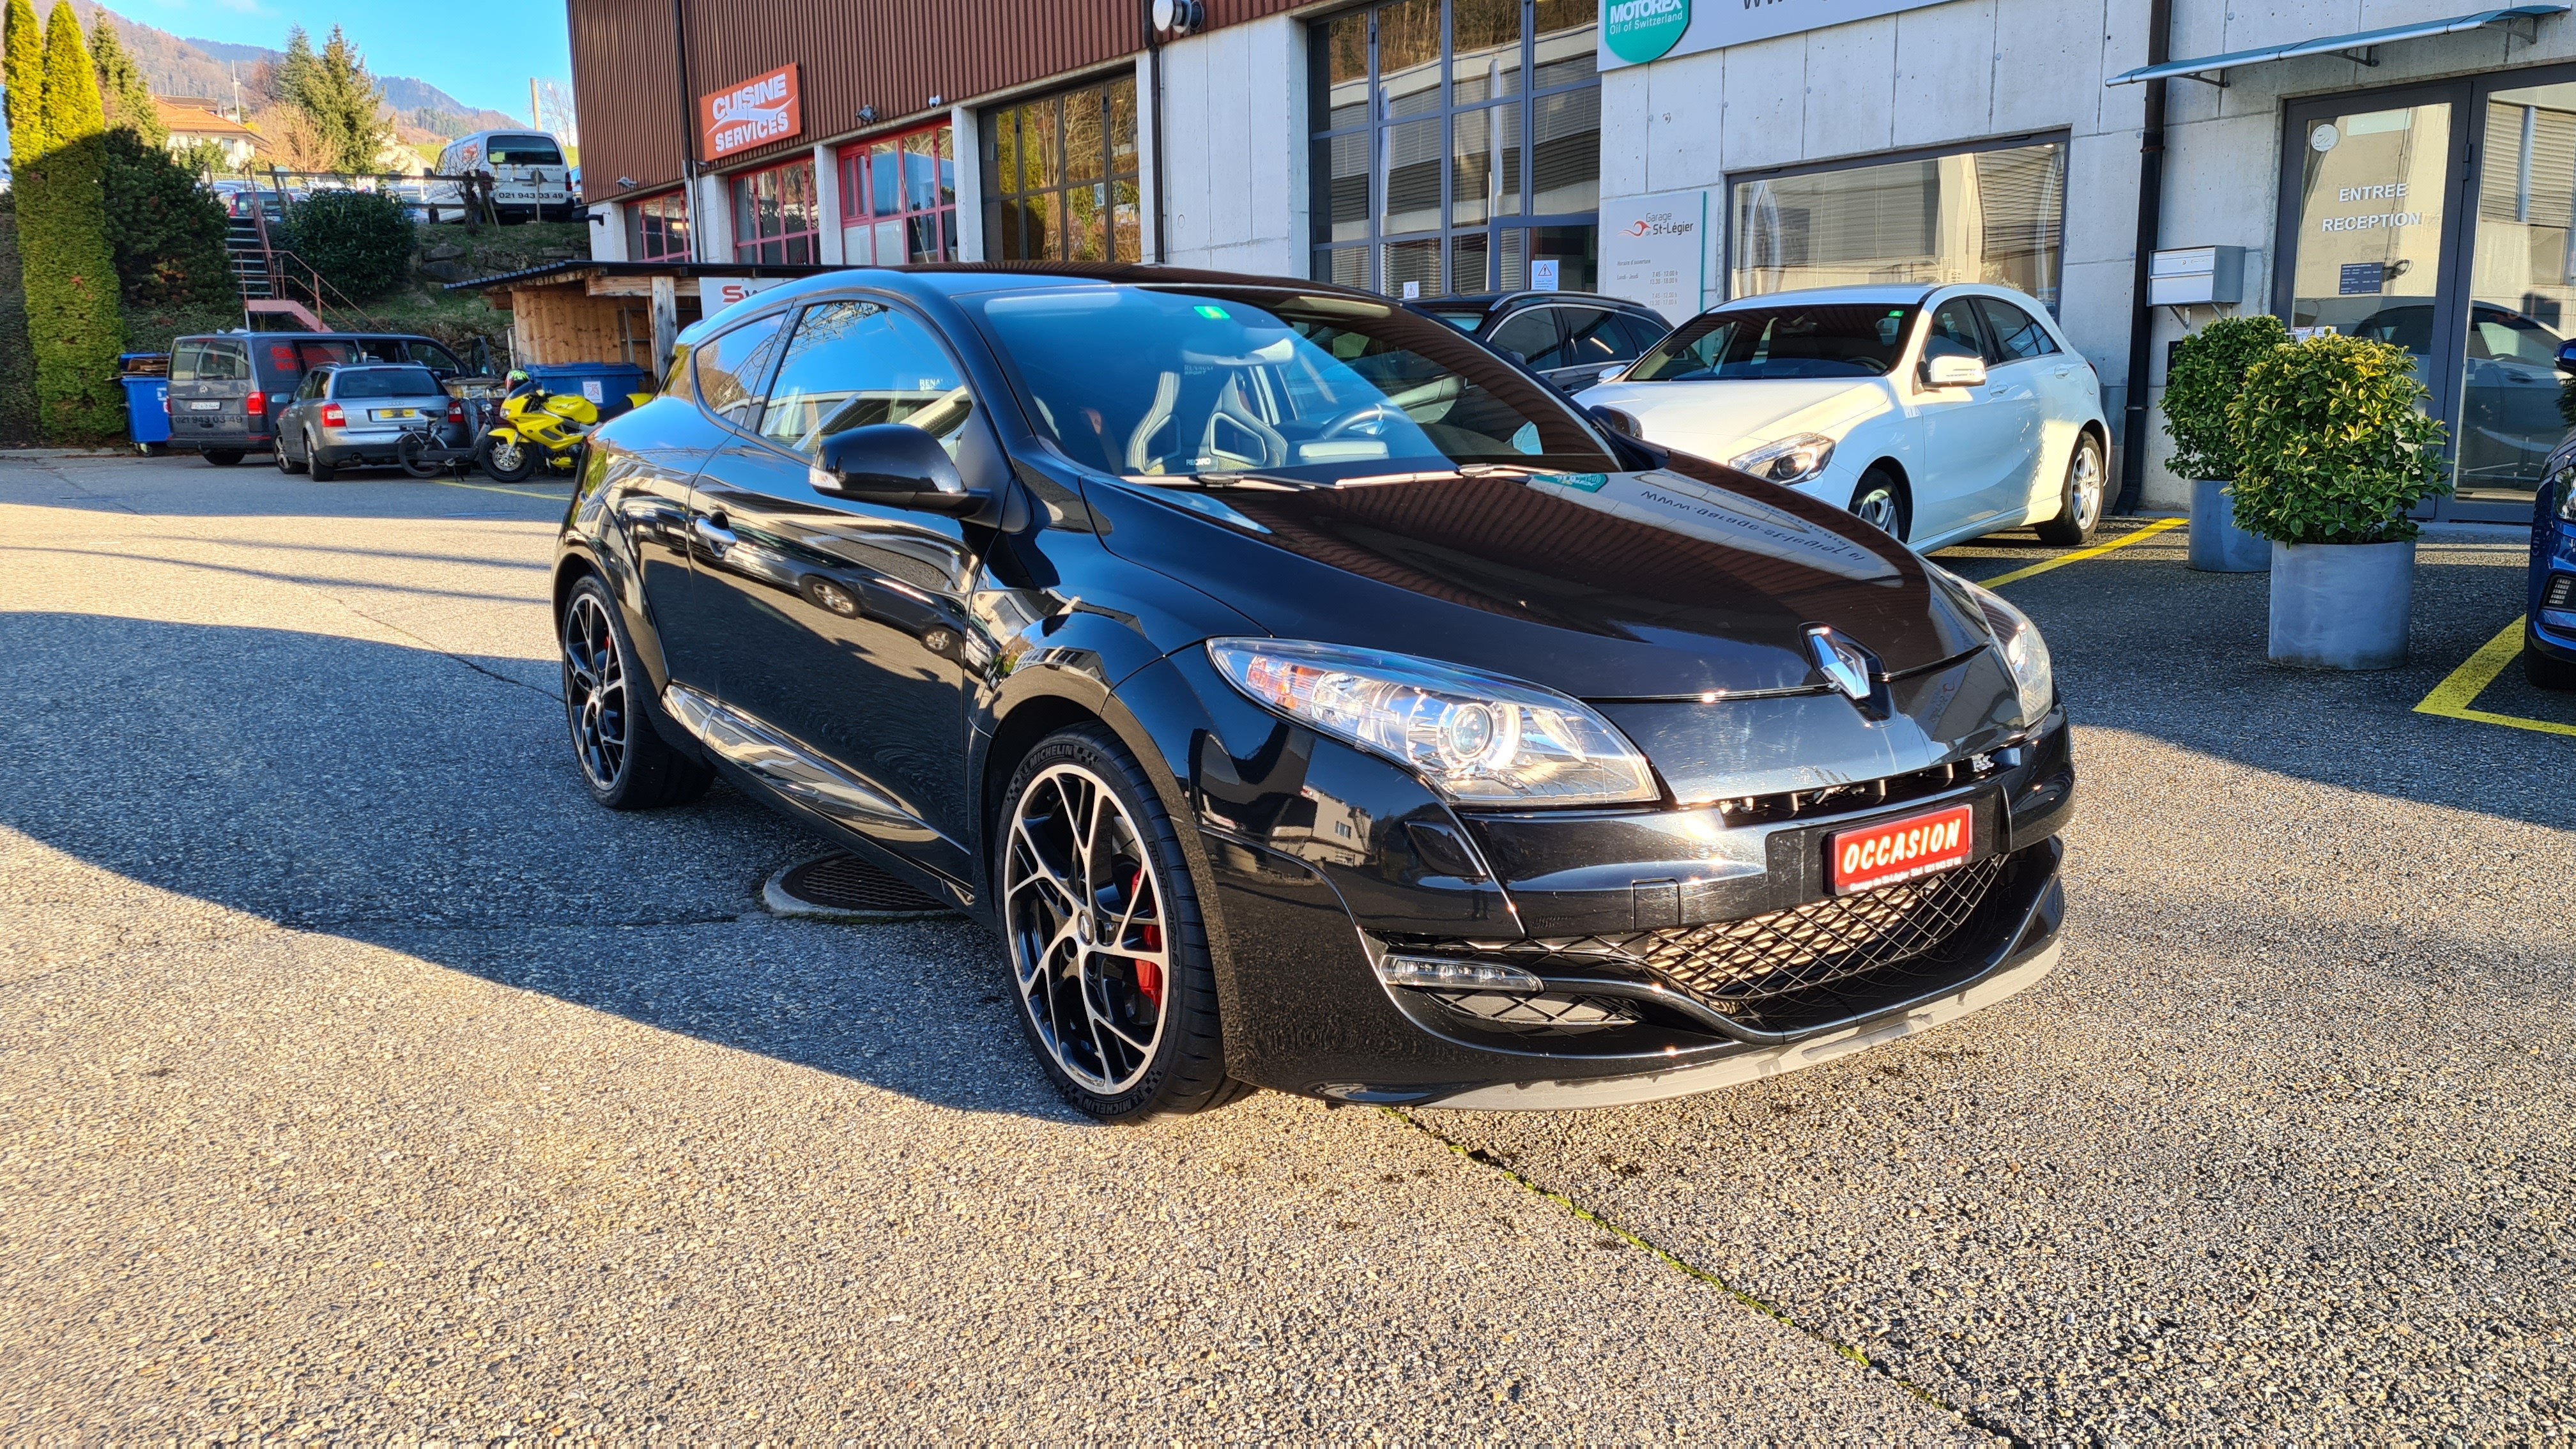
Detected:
[{"left": 1707, "top": 284, "right": 1940, "bottom": 309}]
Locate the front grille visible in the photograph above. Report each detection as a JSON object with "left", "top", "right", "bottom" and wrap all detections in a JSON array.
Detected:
[
  {"left": 1473, "top": 855, "right": 2008, "bottom": 1019},
  {"left": 1421, "top": 990, "right": 1642, "bottom": 1036},
  {"left": 2547, "top": 572, "right": 2575, "bottom": 612}
]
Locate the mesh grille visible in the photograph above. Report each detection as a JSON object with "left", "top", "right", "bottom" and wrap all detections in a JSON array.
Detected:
[
  {"left": 775, "top": 853, "right": 951, "bottom": 916},
  {"left": 1477, "top": 856, "right": 2007, "bottom": 1015},
  {"left": 2547, "top": 572, "right": 2575, "bottom": 611}
]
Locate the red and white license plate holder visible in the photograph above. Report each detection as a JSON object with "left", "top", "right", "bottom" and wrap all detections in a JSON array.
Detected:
[{"left": 1828, "top": 803, "right": 1974, "bottom": 895}]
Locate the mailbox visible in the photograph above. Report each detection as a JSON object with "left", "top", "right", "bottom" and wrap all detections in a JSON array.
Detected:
[{"left": 2149, "top": 245, "right": 2246, "bottom": 307}]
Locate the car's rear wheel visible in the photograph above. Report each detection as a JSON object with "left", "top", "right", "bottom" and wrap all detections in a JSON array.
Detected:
[
  {"left": 2034, "top": 432, "right": 2106, "bottom": 546},
  {"left": 305, "top": 429, "right": 337, "bottom": 482},
  {"left": 560, "top": 576, "right": 714, "bottom": 809},
  {"left": 203, "top": 450, "right": 243, "bottom": 467},
  {"left": 998, "top": 727, "right": 1242, "bottom": 1120},
  {"left": 2527, "top": 627, "right": 2576, "bottom": 691},
  {"left": 1849, "top": 467, "right": 1910, "bottom": 542}
]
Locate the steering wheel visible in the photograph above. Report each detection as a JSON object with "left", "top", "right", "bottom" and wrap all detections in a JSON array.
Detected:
[{"left": 1317, "top": 402, "right": 1399, "bottom": 441}]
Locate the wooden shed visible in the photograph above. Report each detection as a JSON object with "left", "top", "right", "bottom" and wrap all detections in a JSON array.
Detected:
[{"left": 454, "top": 261, "right": 836, "bottom": 375}]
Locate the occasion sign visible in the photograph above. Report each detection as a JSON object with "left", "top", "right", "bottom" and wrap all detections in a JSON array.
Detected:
[
  {"left": 701, "top": 65, "right": 802, "bottom": 160},
  {"left": 1600, "top": 0, "right": 1962, "bottom": 70}
]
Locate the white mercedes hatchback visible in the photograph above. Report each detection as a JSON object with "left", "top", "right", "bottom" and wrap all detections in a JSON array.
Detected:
[{"left": 1575, "top": 284, "right": 2110, "bottom": 550}]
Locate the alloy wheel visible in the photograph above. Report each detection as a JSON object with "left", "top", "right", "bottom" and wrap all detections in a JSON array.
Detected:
[
  {"left": 1002, "top": 763, "right": 1170, "bottom": 1096},
  {"left": 491, "top": 441, "right": 526, "bottom": 473},
  {"left": 2071, "top": 442, "right": 2104, "bottom": 530},
  {"left": 1853, "top": 487, "right": 1902, "bottom": 536},
  {"left": 561, "top": 592, "right": 628, "bottom": 789}
]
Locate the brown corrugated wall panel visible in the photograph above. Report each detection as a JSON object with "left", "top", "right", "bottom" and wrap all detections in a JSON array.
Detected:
[{"left": 575, "top": 0, "right": 1319, "bottom": 202}]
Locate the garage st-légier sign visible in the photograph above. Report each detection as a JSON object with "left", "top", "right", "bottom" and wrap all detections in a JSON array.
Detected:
[
  {"left": 1600, "top": 0, "right": 1964, "bottom": 70},
  {"left": 701, "top": 64, "right": 802, "bottom": 161}
]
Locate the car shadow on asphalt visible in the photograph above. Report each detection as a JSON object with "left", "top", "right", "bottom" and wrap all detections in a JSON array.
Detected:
[{"left": 0, "top": 610, "right": 1073, "bottom": 1122}]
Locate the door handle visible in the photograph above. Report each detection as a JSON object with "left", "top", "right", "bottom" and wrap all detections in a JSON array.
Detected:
[{"left": 691, "top": 514, "right": 737, "bottom": 553}]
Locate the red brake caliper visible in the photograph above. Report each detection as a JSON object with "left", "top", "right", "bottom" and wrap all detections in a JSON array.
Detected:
[{"left": 1129, "top": 870, "right": 1164, "bottom": 1008}]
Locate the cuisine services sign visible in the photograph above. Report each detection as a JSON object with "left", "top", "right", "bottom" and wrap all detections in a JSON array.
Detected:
[{"left": 701, "top": 65, "right": 802, "bottom": 160}]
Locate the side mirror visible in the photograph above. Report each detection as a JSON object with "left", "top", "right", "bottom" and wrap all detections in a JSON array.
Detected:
[
  {"left": 1924, "top": 353, "right": 1988, "bottom": 389},
  {"left": 816, "top": 423, "right": 983, "bottom": 515},
  {"left": 2555, "top": 340, "right": 2576, "bottom": 376},
  {"left": 1595, "top": 364, "right": 1628, "bottom": 385}
]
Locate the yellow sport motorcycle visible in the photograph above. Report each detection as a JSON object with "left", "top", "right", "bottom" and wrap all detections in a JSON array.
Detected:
[{"left": 479, "top": 382, "right": 647, "bottom": 482}]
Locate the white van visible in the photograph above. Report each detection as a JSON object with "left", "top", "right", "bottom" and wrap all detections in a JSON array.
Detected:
[{"left": 428, "top": 131, "right": 575, "bottom": 222}]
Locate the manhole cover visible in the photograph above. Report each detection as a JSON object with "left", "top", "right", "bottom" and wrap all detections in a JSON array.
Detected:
[{"left": 763, "top": 852, "right": 957, "bottom": 922}]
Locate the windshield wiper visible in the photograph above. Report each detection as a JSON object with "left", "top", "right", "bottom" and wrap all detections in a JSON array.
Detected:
[{"left": 1187, "top": 471, "right": 1332, "bottom": 491}]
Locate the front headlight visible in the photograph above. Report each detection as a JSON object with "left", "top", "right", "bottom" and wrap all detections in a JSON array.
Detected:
[
  {"left": 1206, "top": 638, "right": 1659, "bottom": 806},
  {"left": 1728, "top": 432, "right": 1837, "bottom": 485},
  {"left": 2556, "top": 463, "right": 2576, "bottom": 522},
  {"left": 1950, "top": 578, "right": 2054, "bottom": 726}
]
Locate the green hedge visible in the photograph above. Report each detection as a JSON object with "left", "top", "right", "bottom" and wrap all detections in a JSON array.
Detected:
[
  {"left": 2160, "top": 314, "right": 2289, "bottom": 482},
  {"left": 19, "top": 1, "right": 125, "bottom": 443},
  {"left": 102, "top": 128, "right": 236, "bottom": 310},
  {"left": 0, "top": 204, "right": 40, "bottom": 447},
  {"left": 284, "top": 188, "right": 413, "bottom": 303},
  {"left": 2227, "top": 334, "right": 2450, "bottom": 545}
]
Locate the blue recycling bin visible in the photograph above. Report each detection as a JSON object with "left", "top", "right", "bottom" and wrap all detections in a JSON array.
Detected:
[
  {"left": 526, "top": 362, "right": 650, "bottom": 416},
  {"left": 123, "top": 374, "right": 171, "bottom": 447}
]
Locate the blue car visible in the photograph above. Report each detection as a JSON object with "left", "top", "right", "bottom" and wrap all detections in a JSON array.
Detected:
[{"left": 2531, "top": 437, "right": 2576, "bottom": 690}]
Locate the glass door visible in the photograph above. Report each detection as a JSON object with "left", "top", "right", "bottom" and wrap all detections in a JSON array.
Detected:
[{"left": 2277, "top": 70, "right": 2576, "bottom": 520}]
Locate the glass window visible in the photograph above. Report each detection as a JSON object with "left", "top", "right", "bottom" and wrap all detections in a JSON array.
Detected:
[
  {"left": 1925, "top": 296, "right": 1986, "bottom": 362},
  {"left": 2458, "top": 82, "right": 2576, "bottom": 501},
  {"left": 1731, "top": 140, "right": 2067, "bottom": 312},
  {"left": 1308, "top": 0, "right": 1600, "bottom": 298},
  {"left": 172, "top": 341, "right": 248, "bottom": 382},
  {"left": 838, "top": 123, "right": 958, "bottom": 266},
  {"left": 1627, "top": 302, "right": 1921, "bottom": 382},
  {"left": 758, "top": 298, "right": 973, "bottom": 457},
  {"left": 963, "top": 284, "right": 1617, "bottom": 477},
  {"left": 487, "top": 135, "right": 564, "bottom": 165},
  {"left": 1972, "top": 297, "right": 2056, "bottom": 361},
  {"left": 1557, "top": 307, "right": 1632, "bottom": 365},
  {"left": 981, "top": 77, "right": 1141, "bottom": 264},
  {"left": 626, "top": 190, "right": 693, "bottom": 263},
  {"left": 334, "top": 368, "right": 441, "bottom": 398},
  {"left": 732, "top": 160, "right": 819, "bottom": 265},
  {"left": 402, "top": 341, "right": 467, "bottom": 376},
  {"left": 1608, "top": 311, "right": 1668, "bottom": 355},
  {"left": 692, "top": 312, "right": 789, "bottom": 427},
  {"left": 1487, "top": 307, "right": 1560, "bottom": 361}
]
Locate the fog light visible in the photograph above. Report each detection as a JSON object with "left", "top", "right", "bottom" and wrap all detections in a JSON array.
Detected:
[{"left": 1377, "top": 953, "right": 1544, "bottom": 992}]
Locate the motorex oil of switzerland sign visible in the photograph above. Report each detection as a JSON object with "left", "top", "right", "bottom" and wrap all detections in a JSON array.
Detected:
[{"left": 1600, "top": 0, "right": 1963, "bottom": 70}]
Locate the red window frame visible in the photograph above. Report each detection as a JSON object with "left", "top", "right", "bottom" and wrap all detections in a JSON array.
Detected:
[
  {"left": 626, "top": 188, "right": 693, "bottom": 263},
  {"left": 731, "top": 158, "right": 818, "bottom": 264},
  {"left": 836, "top": 121, "right": 958, "bottom": 265}
]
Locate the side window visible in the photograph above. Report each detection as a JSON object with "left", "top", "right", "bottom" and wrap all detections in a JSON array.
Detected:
[
  {"left": 1973, "top": 298, "right": 2056, "bottom": 362},
  {"left": 759, "top": 298, "right": 972, "bottom": 459},
  {"left": 298, "top": 370, "right": 327, "bottom": 401},
  {"left": 1924, "top": 298, "right": 1986, "bottom": 362},
  {"left": 1558, "top": 309, "right": 1630, "bottom": 366},
  {"left": 1487, "top": 308, "right": 1562, "bottom": 367},
  {"left": 1609, "top": 312, "right": 1669, "bottom": 358},
  {"left": 691, "top": 312, "right": 788, "bottom": 428}
]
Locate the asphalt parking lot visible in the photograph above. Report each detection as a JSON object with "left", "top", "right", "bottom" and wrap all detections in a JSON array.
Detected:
[{"left": 2, "top": 450, "right": 2570, "bottom": 1441}]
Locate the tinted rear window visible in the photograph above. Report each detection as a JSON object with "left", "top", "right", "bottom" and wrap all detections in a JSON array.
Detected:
[
  {"left": 334, "top": 368, "right": 441, "bottom": 398},
  {"left": 487, "top": 135, "right": 564, "bottom": 165},
  {"left": 172, "top": 341, "right": 249, "bottom": 382}
]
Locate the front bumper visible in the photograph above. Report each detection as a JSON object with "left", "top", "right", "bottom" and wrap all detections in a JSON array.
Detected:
[{"left": 1163, "top": 647, "right": 2076, "bottom": 1107}]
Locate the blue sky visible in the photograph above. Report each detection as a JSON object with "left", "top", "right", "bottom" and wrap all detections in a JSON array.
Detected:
[{"left": 126, "top": 0, "right": 571, "bottom": 119}]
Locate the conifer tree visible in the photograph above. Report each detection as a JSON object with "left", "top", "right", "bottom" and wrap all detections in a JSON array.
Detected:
[
  {"left": 3, "top": 0, "right": 43, "bottom": 163},
  {"left": 20, "top": 1, "right": 124, "bottom": 441},
  {"left": 88, "top": 13, "right": 160, "bottom": 146},
  {"left": 302, "top": 27, "right": 390, "bottom": 174}
]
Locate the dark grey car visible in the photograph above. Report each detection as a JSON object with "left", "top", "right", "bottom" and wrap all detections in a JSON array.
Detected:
[{"left": 275, "top": 364, "right": 456, "bottom": 480}]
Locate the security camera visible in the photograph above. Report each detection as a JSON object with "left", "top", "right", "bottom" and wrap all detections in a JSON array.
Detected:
[{"left": 616, "top": 176, "right": 636, "bottom": 188}]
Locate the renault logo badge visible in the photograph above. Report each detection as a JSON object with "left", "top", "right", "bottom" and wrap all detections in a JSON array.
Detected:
[{"left": 1805, "top": 625, "right": 1874, "bottom": 702}]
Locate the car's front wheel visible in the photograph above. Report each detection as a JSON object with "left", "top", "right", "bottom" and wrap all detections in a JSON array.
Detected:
[
  {"left": 997, "top": 726, "right": 1243, "bottom": 1121},
  {"left": 305, "top": 429, "right": 337, "bottom": 482},
  {"left": 560, "top": 576, "right": 714, "bottom": 809},
  {"left": 1849, "top": 467, "right": 1910, "bottom": 542},
  {"left": 2527, "top": 627, "right": 2576, "bottom": 691},
  {"left": 2035, "top": 432, "right": 2105, "bottom": 546}
]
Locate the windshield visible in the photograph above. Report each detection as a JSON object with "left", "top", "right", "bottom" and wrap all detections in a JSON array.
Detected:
[
  {"left": 1627, "top": 302, "right": 1919, "bottom": 381},
  {"left": 335, "top": 367, "right": 441, "bottom": 398},
  {"left": 967, "top": 286, "right": 1617, "bottom": 480}
]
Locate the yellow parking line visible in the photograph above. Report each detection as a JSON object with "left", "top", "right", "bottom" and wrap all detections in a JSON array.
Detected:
[
  {"left": 1978, "top": 516, "right": 2186, "bottom": 588},
  {"left": 432, "top": 477, "right": 569, "bottom": 503},
  {"left": 2412, "top": 616, "right": 2576, "bottom": 739}
]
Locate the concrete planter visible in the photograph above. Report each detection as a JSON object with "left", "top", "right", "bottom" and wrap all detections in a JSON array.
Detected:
[
  {"left": 2188, "top": 479, "right": 2269, "bottom": 572},
  {"left": 2269, "top": 540, "right": 2415, "bottom": 670}
]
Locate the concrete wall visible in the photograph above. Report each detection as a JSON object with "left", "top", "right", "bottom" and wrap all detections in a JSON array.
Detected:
[{"left": 1154, "top": 16, "right": 1311, "bottom": 277}]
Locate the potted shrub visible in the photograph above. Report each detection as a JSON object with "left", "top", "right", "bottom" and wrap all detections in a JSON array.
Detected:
[
  {"left": 2227, "top": 333, "right": 2449, "bottom": 670},
  {"left": 2162, "top": 314, "right": 2289, "bottom": 572}
]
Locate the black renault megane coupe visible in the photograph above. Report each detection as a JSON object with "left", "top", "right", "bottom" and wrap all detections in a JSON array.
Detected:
[{"left": 552, "top": 264, "right": 2073, "bottom": 1120}]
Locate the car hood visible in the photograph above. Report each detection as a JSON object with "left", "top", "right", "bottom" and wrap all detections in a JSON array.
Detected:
[
  {"left": 1082, "top": 458, "right": 1993, "bottom": 700},
  {"left": 1574, "top": 378, "right": 1885, "bottom": 461}
]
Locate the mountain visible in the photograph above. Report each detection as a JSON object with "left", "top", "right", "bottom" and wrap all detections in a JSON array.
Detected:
[{"left": 78, "top": 4, "right": 530, "bottom": 128}]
